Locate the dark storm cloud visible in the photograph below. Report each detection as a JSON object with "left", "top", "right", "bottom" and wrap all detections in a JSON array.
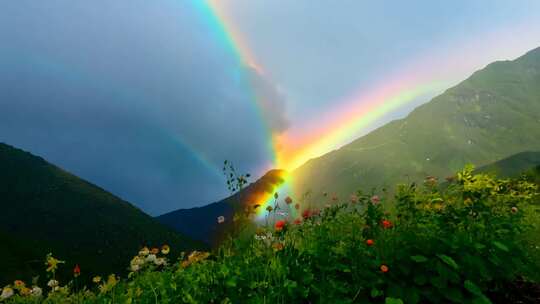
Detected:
[{"left": 0, "top": 0, "right": 278, "bottom": 215}]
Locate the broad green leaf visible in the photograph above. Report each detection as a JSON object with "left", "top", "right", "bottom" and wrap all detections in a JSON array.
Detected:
[
  {"left": 385, "top": 298, "right": 404, "bottom": 304},
  {"left": 437, "top": 254, "right": 459, "bottom": 270},
  {"left": 371, "top": 288, "right": 381, "bottom": 298},
  {"left": 492, "top": 241, "right": 509, "bottom": 252},
  {"left": 411, "top": 255, "right": 428, "bottom": 263},
  {"left": 464, "top": 280, "right": 483, "bottom": 296}
]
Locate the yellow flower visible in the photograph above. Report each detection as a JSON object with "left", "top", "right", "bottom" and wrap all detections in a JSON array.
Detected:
[
  {"left": 45, "top": 253, "right": 64, "bottom": 273},
  {"left": 92, "top": 276, "right": 102, "bottom": 284},
  {"left": 19, "top": 287, "right": 31, "bottom": 297},
  {"left": 161, "top": 244, "right": 170, "bottom": 255},
  {"left": 181, "top": 251, "right": 210, "bottom": 268}
]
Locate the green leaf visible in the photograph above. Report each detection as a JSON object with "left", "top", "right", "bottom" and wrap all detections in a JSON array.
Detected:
[
  {"left": 464, "top": 280, "right": 483, "bottom": 296},
  {"left": 492, "top": 241, "right": 509, "bottom": 252},
  {"left": 474, "top": 243, "right": 486, "bottom": 250},
  {"left": 411, "top": 255, "right": 428, "bottom": 263},
  {"left": 385, "top": 298, "right": 404, "bottom": 304},
  {"left": 371, "top": 288, "right": 381, "bottom": 298},
  {"left": 437, "top": 254, "right": 459, "bottom": 270}
]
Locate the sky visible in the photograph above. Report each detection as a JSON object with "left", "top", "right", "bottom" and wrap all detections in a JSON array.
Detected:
[{"left": 1, "top": 1, "right": 539, "bottom": 215}]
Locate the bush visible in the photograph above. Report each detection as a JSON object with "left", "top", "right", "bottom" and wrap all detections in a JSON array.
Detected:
[{"left": 1, "top": 166, "right": 538, "bottom": 303}]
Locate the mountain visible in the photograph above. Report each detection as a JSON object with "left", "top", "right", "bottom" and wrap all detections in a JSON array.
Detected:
[
  {"left": 157, "top": 170, "right": 287, "bottom": 245},
  {"left": 292, "top": 47, "right": 540, "bottom": 200},
  {"left": 0, "top": 143, "right": 202, "bottom": 285},
  {"left": 476, "top": 151, "right": 540, "bottom": 178}
]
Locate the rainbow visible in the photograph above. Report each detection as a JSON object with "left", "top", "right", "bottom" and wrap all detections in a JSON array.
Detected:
[
  {"left": 193, "top": 1, "right": 540, "bottom": 220},
  {"left": 191, "top": 0, "right": 277, "bottom": 168},
  {"left": 274, "top": 79, "right": 452, "bottom": 171},
  {"left": 192, "top": 0, "right": 452, "bottom": 219}
]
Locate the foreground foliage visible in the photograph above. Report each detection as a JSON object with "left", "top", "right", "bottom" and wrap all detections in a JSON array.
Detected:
[{"left": 1, "top": 166, "right": 539, "bottom": 303}]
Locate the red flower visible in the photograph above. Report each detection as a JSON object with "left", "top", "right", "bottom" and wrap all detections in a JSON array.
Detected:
[
  {"left": 302, "top": 209, "right": 311, "bottom": 219},
  {"left": 285, "top": 196, "right": 293, "bottom": 205},
  {"left": 381, "top": 219, "right": 393, "bottom": 229},
  {"left": 73, "top": 264, "right": 81, "bottom": 277},
  {"left": 275, "top": 220, "right": 286, "bottom": 232},
  {"left": 380, "top": 264, "right": 389, "bottom": 273},
  {"left": 366, "top": 239, "right": 374, "bottom": 246},
  {"left": 293, "top": 218, "right": 302, "bottom": 225}
]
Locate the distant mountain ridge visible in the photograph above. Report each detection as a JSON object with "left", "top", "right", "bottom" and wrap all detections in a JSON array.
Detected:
[
  {"left": 0, "top": 143, "right": 202, "bottom": 285},
  {"left": 291, "top": 46, "right": 540, "bottom": 199}
]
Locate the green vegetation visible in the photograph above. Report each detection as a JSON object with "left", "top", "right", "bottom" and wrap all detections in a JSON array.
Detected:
[
  {"left": 293, "top": 47, "right": 540, "bottom": 202},
  {"left": 1, "top": 166, "right": 538, "bottom": 303},
  {"left": 0, "top": 143, "right": 203, "bottom": 286}
]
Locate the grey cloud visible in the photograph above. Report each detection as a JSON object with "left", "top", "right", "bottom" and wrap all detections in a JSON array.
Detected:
[{"left": 245, "top": 66, "right": 290, "bottom": 134}]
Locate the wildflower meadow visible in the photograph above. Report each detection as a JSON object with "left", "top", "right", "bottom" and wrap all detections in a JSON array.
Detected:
[{"left": 1, "top": 166, "right": 539, "bottom": 303}]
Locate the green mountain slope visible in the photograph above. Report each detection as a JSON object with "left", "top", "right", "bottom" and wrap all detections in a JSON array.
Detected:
[
  {"left": 0, "top": 143, "right": 202, "bottom": 285},
  {"left": 476, "top": 151, "right": 540, "bottom": 177},
  {"left": 292, "top": 47, "right": 540, "bottom": 199}
]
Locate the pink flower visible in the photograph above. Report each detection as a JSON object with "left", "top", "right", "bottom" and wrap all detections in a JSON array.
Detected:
[{"left": 371, "top": 195, "right": 380, "bottom": 205}]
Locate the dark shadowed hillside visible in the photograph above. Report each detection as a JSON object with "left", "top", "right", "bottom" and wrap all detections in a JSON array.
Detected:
[
  {"left": 292, "top": 47, "right": 540, "bottom": 200},
  {"left": 157, "top": 169, "right": 287, "bottom": 245},
  {"left": 0, "top": 143, "right": 202, "bottom": 285}
]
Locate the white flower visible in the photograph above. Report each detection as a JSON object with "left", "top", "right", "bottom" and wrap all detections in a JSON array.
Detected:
[
  {"left": 138, "top": 247, "right": 150, "bottom": 256},
  {"left": 1, "top": 287, "right": 14, "bottom": 299},
  {"left": 217, "top": 216, "right": 225, "bottom": 224},
  {"left": 130, "top": 264, "right": 140, "bottom": 272},
  {"left": 47, "top": 280, "right": 59, "bottom": 288},
  {"left": 31, "top": 286, "right": 43, "bottom": 297},
  {"left": 155, "top": 257, "right": 167, "bottom": 266},
  {"left": 146, "top": 254, "right": 157, "bottom": 263}
]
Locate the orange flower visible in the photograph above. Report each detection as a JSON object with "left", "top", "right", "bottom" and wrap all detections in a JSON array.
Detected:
[
  {"left": 285, "top": 196, "right": 293, "bottom": 205},
  {"left": 14, "top": 280, "right": 25, "bottom": 289},
  {"left": 73, "top": 264, "right": 81, "bottom": 277},
  {"left": 272, "top": 242, "right": 284, "bottom": 251},
  {"left": 381, "top": 219, "right": 393, "bottom": 229},
  {"left": 275, "top": 220, "right": 286, "bottom": 232},
  {"left": 380, "top": 264, "right": 389, "bottom": 273},
  {"left": 366, "top": 239, "right": 374, "bottom": 246}
]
